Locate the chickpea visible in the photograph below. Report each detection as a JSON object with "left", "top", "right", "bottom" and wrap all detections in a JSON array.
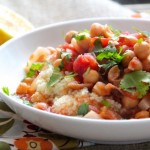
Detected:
[
  {"left": 135, "top": 110, "right": 149, "bottom": 119},
  {"left": 83, "top": 69, "right": 99, "bottom": 84},
  {"left": 29, "top": 47, "right": 51, "bottom": 62},
  {"left": 71, "top": 35, "right": 91, "bottom": 53},
  {"left": 138, "top": 94, "right": 150, "bottom": 110},
  {"left": 92, "top": 82, "right": 111, "bottom": 96},
  {"left": 16, "top": 82, "right": 30, "bottom": 94},
  {"left": 119, "top": 45, "right": 129, "bottom": 54},
  {"left": 108, "top": 65, "right": 120, "bottom": 84},
  {"left": 100, "top": 107, "right": 119, "bottom": 120},
  {"left": 23, "top": 77, "right": 33, "bottom": 85},
  {"left": 33, "top": 102, "right": 48, "bottom": 110},
  {"left": 134, "top": 41, "right": 150, "bottom": 60},
  {"left": 128, "top": 57, "right": 143, "bottom": 71},
  {"left": 141, "top": 55, "right": 150, "bottom": 72},
  {"left": 53, "top": 59, "right": 62, "bottom": 68},
  {"left": 47, "top": 47, "right": 61, "bottom": 63},
  {"left": 31, "top": 92, "right": 46, "bottom": 102},
  {"left": 122, "top": 50, "right": 135, "bottom": 67},
  {"left": 71, "top": 38, "right": 81, "bottom": 52},
  {"left": 65, "top": 30, "right": 78, "bottom": 43},
  {"left": 103, "top": 24, "right": 114, "bottom": 38},
  {"left": 90, "top": 23, "right": 104, "bottom": 37},
  {"left": 29, "top": 76, "right": 38, "bottom": 94},
  {"left": 25, "top": 47, "right": 52, "bottom": 72},
  {"left": 77, "top": 36, "right": 91, "bottom": 52},
  {"left": 122, "top": 96, "right": 139, "bottom": 109}
]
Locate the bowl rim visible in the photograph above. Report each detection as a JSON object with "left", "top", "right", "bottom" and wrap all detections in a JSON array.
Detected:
[
  {"left": 1, "top": 91, "right": 150, "bottom": 125},
  {"left": 1, "top": 17, "right": 150, "bottom": 49},
  {"left": 1, "top": 17, "right": 150, "bottom": 124}
]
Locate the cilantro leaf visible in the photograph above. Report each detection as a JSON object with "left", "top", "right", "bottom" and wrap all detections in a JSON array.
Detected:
[
  {"left": 59, "top": 53, "right": 71, "bottom": 70},
  {"left": 137, "top": 38, "right": 143, "bottom": 43},
  {"left": 109, "top": 25, "right": 121, "bottom": 40},
  {"left": 75, "top": 34, "right": 86, "bottom": 41},
  {"left": 26, "top": 63, "right": 44, "bottom": 77},
  {"left": 101, "top": 100, "right": 111, "bottom": 108},
  {"left": 74, "top": 30, "right": 89, "bottom": 41},
  {"left": 65, "top": 72, "right": 78, "bottom": 78},
  {"left": 47, "top": 68, "right": 63, "bottom": 87},
  {"left": 65, "top": 53, "right": 71, "bottom": 61},
  {"left": 93, "top": 39, "right": 103, "bottom": 53},
  {"left": 100, "top": 60, "right": 117, "bottom": 75},
  {"left": 59, "top": 59, "right": 64, "bottom": 70},
  {"left": 96, "top": 45, "right": 124, "bottom": 63},
  {"left": 77, "top": 103, "right": 89, "bottom": 116},
  {"left": 2, "top": 87, "right": 9, "bottom": 95},
  {"left": 120, "top": 71, "right": 150, "bottom": 98},
  {"left": 26, "top": 69, "right": 35, "bottom": 78}
]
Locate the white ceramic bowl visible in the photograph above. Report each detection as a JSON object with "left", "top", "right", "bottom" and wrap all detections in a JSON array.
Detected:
[{"left": 1, "top": 18, "right": 150, "bottom": 144}]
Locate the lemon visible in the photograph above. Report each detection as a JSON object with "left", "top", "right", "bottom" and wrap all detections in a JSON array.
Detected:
[
  {"left": 0, "top": 28, "right": 13, "bottom": 45},
  {"left": 0, "top": 5, "right": 33, "bottom": 45}
]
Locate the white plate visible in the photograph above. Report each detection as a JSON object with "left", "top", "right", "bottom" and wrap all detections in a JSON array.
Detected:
[{"left": 1, "top": 18, "right": 150, "bottom": 144}]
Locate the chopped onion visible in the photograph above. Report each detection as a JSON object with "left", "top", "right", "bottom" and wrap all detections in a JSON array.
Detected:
[{"left": 138, "top": 95, "right": 150, "bottom": 110}]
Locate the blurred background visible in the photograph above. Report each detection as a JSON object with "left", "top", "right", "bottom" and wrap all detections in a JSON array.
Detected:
[
  {"left": 0, "top": 0, "right": 150, "bottom": 28},
  {"left": 113, "top": 0, "right": 150, "bottom": 15},
  {"left": 113, "top": 0, "right": 150, "bottom": 4}
]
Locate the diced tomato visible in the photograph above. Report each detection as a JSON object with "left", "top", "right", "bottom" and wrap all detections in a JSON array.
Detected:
[
  {"left": 100, "top": 107, "right": 119, "bottom": 120},
  {"left": 122, "top": 90, "right": 138, "bottom": 100},
  {"left": 73, "top": 54, "right": 98, "bottom": 76},
  {"left": 117, "top": 35, "right": 137, "bottom": 47},
  {"left": 100, "top": 38, "right": 109, "bottom": 47},
  {"left": 59, "top": 44, "right": 79, "bottom": 72},
  {"left": 131, "top": 33, "right": 145, "bottom": 39},
  {"left": 91, "top": 37, "right": 109, "bottom": 49},
  {"left": 59, "top": 43, "right": 78, "bottom": 57},
  {"left": 60, "top": 43, "right": 76, "bottom": 51},
  {"left": 73, "top": 55, "right": 90, "bottom": 76},
  {"left": 63, "top": 60, "right": 74, "bottom": 72}
]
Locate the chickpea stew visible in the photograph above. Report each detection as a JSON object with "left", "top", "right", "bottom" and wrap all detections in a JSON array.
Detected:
[{"left": 14, "top": 23, "right": 150, "bottom": 120}]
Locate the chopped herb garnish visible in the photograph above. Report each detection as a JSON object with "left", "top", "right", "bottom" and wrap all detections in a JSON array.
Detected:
[
  {"left": 23, "top": 100, "right": 32, "bottom": 106},
  {"left": 65, "top": 53, "right": 71, "bottom": 61},
  {"left": 26, "top": 63, "right": 44, "bottom": 77},
  {"left": 109, "top": 25, "right": 121, "bottom": 40},
  {"left": 2, "top": 87, "right": 9, "bottom": 95},
  {"left": 101, "top": 100, "right": 111, "bottom": 107},
  {"left": 96, "top": 45, "right": 124, "bottom": 63},
  {"left": 132, "top": 26, "right": 150, "bottom": 37},
  {"left": 78, "top": 103, "right": 89, "bottom": 116},
  {"left": 26, "top": 69, "right": 35, "bottom": 78},
  {"left": 100, "top": 60, "right": 117, "bottom": 75},
  {"left": 59, "top": 53, "right": 71, "bottom": 70},
  {"left": 120, "top": 71, "right": 150, "bottom": 99},
  {"left": 80, "top": 29, "right": 90, "bottom": 34},
  {"left": 83, "top": 67, "right": 91, "bottom": 76},
  {"left": 137, "top": 38, "right": 143, "bottom": 43},
  {"left": 75, "top": 34, "right": 86, "bottom": 41},
  {"left": 47, "top": 68, "right": 63, "bottom": 87},
  {"left": 65, "top": 72, "right": 78, "bottom": 78},
  {"left": 59, "top": 59, "right": 65, "bottom": 70},
  {"left": 93, "top": 39, "right": 103, "bottom": 53},
  {"left": 74, "top": 30, "right": 89, "bottom": 41}
]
